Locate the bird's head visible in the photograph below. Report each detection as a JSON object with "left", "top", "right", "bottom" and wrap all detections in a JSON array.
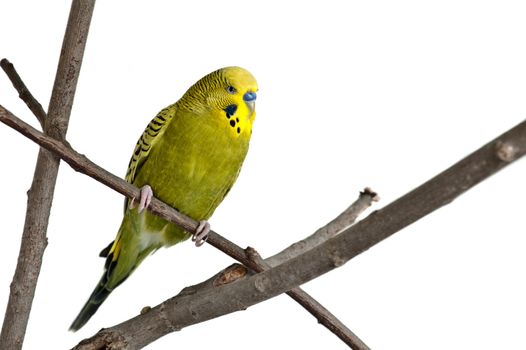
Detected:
[{"left": 180, "top": 66, "right": 258, "bottom": 138}]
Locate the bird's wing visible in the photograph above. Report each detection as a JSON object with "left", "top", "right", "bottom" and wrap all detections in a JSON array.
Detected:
[{"left": 124, "top": 105, "right": 174, "bottom": 210}]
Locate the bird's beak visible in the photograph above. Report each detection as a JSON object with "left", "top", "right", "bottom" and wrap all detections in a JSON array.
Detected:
[
  {"left": 243, "top": 91, "right": 257, "bottom": 117},
  {"left": 246, "top": 101, "right": 255, "bottom": 116}
]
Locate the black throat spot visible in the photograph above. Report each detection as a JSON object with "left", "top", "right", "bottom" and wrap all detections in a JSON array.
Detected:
[{"left": 224, "top": 104, "right": 237, "bottom": 119}]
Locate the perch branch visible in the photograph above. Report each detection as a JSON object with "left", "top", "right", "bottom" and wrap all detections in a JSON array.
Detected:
[
  {"left": 70, "top": 119, "right": 525, "bottom": 349},
  {"left": 0, "top": 105, "right": 373, "bottom": 350},
  {"left": 0, "top": 59, "right": 46, "bottom": 127},
  {"left": 0, "top": 1, "right": 96, "bottom": 349},
  {"left": 2, "top": 105, "right": 524, "bottom": 348}
]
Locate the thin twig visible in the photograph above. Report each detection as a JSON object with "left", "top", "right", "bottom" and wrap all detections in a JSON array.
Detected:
[
  {"left": 0, "top": 58, "right": 47, "bottom": 127},
  {"left": 0, "top": 105, "right": 372, "bottom": 350},
  {"left": 68, "top": 119, "right": 526, "bottom": 349},
  {"left": 0, "top": 1, "right": 96, "bottom": 349},
  {"left": 265, "top": 187, "right": 379, "bottom": 268}
]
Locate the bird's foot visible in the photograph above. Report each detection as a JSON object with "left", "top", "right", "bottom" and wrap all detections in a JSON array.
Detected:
[
  {"left": 192, "top": 220, "right": 210, "bottom": 247},
  {"left": 129, "top": 185, "right": 153, "bottom": 213}
]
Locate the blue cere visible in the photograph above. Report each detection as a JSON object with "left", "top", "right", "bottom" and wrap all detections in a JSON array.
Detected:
[{"left": 243, "top": 91, "right": 257, "bottom": 102}]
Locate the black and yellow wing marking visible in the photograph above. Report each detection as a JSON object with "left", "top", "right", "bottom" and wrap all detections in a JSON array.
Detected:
[{"left": 124, "top": 105, "right": 174, "bottom": 210}]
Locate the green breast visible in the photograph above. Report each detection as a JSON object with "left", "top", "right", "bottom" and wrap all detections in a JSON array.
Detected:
[{"left": 132, "top": 106, "right": 250, "bottom": 240}]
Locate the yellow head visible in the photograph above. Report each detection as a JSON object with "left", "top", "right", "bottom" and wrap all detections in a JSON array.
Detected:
[{"left": 178, "top": 66, "right": 258, "bottom": 138}]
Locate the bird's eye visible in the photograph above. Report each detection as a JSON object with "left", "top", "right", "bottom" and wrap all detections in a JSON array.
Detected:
[{"left": 226, "top": 86, "right": 236, "bottom": 94}]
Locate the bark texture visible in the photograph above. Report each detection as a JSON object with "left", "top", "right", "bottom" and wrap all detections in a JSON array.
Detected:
[{"left": 0, "top": 1, "right": 96, "bottom": 348}]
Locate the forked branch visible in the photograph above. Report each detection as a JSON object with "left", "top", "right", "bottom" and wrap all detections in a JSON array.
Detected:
[
  {"left": 0, "top": 104, "right": 374, "bottom": 349},
  {"left": 1, "top": 105, "right": 524, "bottom": 348}
]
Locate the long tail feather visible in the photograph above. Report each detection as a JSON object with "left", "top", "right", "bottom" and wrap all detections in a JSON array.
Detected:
[
  {"left": 69, "top": 277, "right": 112, "bottom": 331},
  {"left": 70, "top": 212, "right": 153, "bottom": 331},
  {"left": 70, "top": 235, "right": 126, "bottom": 331}
]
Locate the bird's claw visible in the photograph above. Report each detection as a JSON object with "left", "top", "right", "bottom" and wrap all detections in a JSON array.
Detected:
[
  {"left": 192, "top": 220, "right": 210, "bottom": 247},
  {"left": 129, "top": 185, "right": 153, "bottom": 213}
]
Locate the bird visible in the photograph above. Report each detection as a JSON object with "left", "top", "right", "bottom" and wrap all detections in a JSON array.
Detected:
[{"left": 70, "top": 66, "right": 258, "bottom": 331}]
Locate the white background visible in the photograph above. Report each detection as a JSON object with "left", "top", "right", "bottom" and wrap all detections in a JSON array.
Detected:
[{"left": 1, "top": 1, "right": 525, "bottom": 349}]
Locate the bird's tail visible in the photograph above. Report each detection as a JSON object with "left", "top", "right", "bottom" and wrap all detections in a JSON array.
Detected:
[
  {"left": 70, "top": 226, "right": 132, "bottom": 332},
  {"left": 70, "top": 212, "right": 159, "bottom": 331},
  {"left": 69, "top": 275, "right": 113, "bottom": 331}
]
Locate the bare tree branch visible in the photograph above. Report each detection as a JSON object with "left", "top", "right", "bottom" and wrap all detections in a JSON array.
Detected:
[
  {"left": 265, "top": 187, "right": 379, "bottom": 268},
  {"left": 68, "top": 120, "right": 524, "bottom": 349},
  {"left": 0, "top": 105, "right": 374, "bottom": 350},
  {"left": 0, "top": 1, "right": 96, "bottom": 349},
  {"left": 2, "top": 104, "right": 524, "bottom": 349},
  {"left": 0, "top": 59, "right": 47, "bottom": 127},
  {"left": 0, "top": 31, "right": 376, "bottom": 348},
  {"left": 2, "top": 3, "right": 522, "bottom": 350}
]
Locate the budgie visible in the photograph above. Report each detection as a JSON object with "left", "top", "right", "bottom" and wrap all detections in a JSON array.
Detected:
[{"left": 70, "top": 66, "right": 258, "bottom": 331}]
